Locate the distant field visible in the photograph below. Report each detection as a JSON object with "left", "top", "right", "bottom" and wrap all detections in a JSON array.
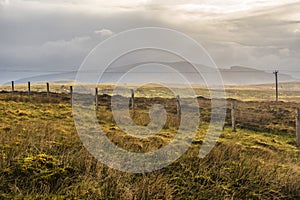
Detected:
[
  {"left": 0, "top": 90, "right": 299, "bottom": 199},
  {"left": 1, "top": 81, "right": 300, "bottom": 101}
]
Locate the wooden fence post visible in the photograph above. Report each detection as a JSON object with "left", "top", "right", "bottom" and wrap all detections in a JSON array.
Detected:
[
  {"left": 95, "top": 88, "right": 99, "bottom": 110},
  {"left": 70, "top": 86, "right": 73, "bottom": 98},
  {"left": 176, "top": 95, "right": 181, "bottom": 117},
  {"left": 296, "top": 108, "right": 300, "bottom": 147},
  {"left": 231, "top": 101, "right": 236, "bottom": 132},
  {"left": 130, "top": 89, "right": 134, "bottom": 113},
  {"left": 28, "top": 81, "right": 31, "bottom": 96},
  {"left": 11, "top": 81, "right": 14, "bottom": 95},
  {"left": 46, "top": 82, "right": 50, "bottom": 96}
]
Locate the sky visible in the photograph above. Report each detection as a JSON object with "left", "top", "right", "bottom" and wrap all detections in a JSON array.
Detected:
[{"left": 0, "top": 0, "right": 300, "bottom": 83}]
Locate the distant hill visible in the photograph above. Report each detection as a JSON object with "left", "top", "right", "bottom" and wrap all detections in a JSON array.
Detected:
[
  {"left": 220, "top": 66, "right": 296, "bottom": 85},
  {"left": 3, "top": 62, "right": 298, "bottom": 86}
]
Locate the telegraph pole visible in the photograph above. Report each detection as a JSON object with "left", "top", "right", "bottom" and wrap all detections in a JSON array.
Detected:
[{"left": 273, "top": 70, "right": 279, "bottom": 102}]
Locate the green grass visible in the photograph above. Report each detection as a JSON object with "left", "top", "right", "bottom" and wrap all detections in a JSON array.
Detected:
[{"left": 0, "top": 92, "right": 300, "bottom": 199}]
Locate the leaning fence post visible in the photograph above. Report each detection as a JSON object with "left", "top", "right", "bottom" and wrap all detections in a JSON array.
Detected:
[
  {"left": 231, "top": 101, "right": 236, "bottom": 132},
  {"left": 46, "top": 82, "right": 50, "bottom": 96},
  {"left": 130, "top": 89, "right": 135, "bottom": 113},
  {"left": 176, "top": 95, "right": 181, "bottom": 117},
  {"left": 296, "top": 108, "right": 300, "bottom": 147},
  {"left": 11, "top": 81, "right": 15, "bottom": 95},
  {"left": 95, "top": 87, "right": 99, "bottom": 110},
  {"left": 28, "top": 81, "right": 31, "bottom": 96}
]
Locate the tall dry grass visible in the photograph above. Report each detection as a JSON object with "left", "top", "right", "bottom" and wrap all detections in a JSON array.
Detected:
[{"left": 0, "top": 92, "right": 299, "bottom": 199}]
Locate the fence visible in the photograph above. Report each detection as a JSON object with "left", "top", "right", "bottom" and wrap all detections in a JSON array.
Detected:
[
  {"left": 1, "top": 81, "right": 300, "bottom": 148},
  {"left": 228, "top": 100, "right": 300, "bottom": 147}
]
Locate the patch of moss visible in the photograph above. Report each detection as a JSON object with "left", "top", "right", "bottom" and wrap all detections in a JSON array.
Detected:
[{"left": 5, "top": 154, "right": 76, "bottom": 190}]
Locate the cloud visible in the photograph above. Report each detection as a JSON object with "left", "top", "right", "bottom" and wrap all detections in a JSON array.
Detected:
[
  {"left": 94, "top": 29, "right": 114, "bottom": 37},
  {"left": 12, "top": 0, "right": 146, "bottom": 13},
  {"left": 0, "top": 0, "right": 300, "bottom": 82},
  {"left": 0, "top": 0, "right": 10, "bottom": 8}
]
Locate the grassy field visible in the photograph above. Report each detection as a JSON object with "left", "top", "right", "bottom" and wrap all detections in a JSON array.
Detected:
[{"left": 0, "top": 89, "right": 300, "bottom": 199}]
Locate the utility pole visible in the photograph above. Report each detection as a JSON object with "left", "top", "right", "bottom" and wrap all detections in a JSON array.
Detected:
[{"left": 273, "top": 70, "right": 279, "bottom": 102}]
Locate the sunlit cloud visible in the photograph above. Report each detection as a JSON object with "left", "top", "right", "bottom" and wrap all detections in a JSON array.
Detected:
[
  {"left": 94, "top": 29, "right": 114, "bottom": 37},
  {"left": 0, "top": 0, "right": 300, "bottom": 83},
  {"left": 0, "top": 0, "right": 10, "bottom": 8}
]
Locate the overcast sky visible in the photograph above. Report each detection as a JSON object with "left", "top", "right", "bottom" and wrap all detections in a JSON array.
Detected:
[{"left": 0, "top": 0, "right": 300, "bottom": 82}]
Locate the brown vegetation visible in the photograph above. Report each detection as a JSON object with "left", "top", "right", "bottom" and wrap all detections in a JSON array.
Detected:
[{"left": 0, "top": 91, "right": 299, "bottom": 199}]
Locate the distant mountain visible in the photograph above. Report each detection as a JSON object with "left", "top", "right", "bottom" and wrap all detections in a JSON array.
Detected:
[
  {"left": 220, "top": 66, "right": 296, "bottom": 85},
  {"left": 3, "top": 62, "right": 298, "bottom": 86}
]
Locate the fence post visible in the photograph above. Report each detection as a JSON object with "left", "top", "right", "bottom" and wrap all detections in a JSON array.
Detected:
[
  {"left": 130, "top": 89, "right": 134, "bottom": 113},
  {"left": 95, "top": 88, "right": 99, "bottom": 110},
  {"left": 296, "top": 108, "right": 300, "bottom": 147},
  {"left": 28, "top": 81, "right": 31, "bottom": 96},
  {"left": 11, "top": 81, "right": 14, "bottom": 95},
  {"left": 231, "top": 101, "right": 236, "bottom": 132},
  {"left": 176, "top": 95, "right": 181, "bottom": 117},
  {"left": 70, "top": 86, "right": 73, "bottom": 98},
  {"left": 46, "top": 82, "right": 50, "bottom": 96}
]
